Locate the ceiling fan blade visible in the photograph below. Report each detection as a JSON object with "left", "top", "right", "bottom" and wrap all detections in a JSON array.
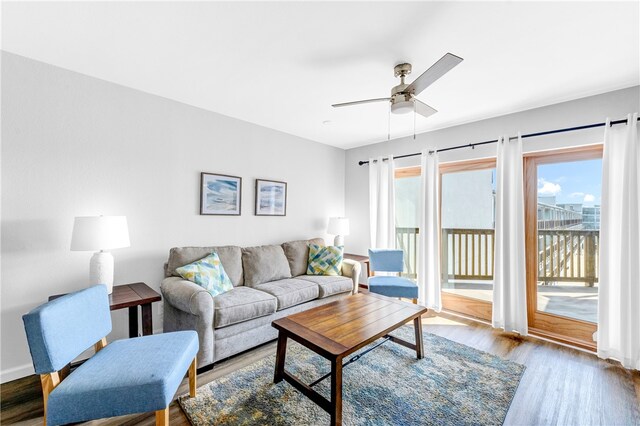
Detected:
[
  {"left": 413, "top": 98, "right": 438, "bottom": 119},
  {"left": 332, "top": 97, "right": 390, "bottom": 108},
  {"left": 405, "top": 53, "right": 463, "bottom": 96}
]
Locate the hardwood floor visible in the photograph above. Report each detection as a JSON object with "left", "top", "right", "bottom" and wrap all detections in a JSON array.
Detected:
[{"left": 2, "top": 312, "right": 638, "bottom": 425}]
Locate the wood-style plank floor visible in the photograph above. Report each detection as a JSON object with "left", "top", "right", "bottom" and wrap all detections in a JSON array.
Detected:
[{"left": 2, "top": 312, "right": 639, "bottom": 425}]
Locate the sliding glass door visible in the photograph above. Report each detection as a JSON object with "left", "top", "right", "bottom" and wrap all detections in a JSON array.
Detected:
[
  {"left": 524, "top": 146, "right": 602, "bottom": 350},
  {"left": 395, "top": 160, "right": 497, "bottom": 321},
  {"left": 396, "top": 147, "right": 601, "bottom": 349},
  {"left": 440, "top": 159, "right": 496, "bottom": 321}
]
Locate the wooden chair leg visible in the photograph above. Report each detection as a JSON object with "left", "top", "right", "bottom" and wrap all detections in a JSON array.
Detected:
[
  {"left": 94, "top": 337, "right": 107, "bottom": 353},
  {"left": 188, "top": 357, "right": 197, "bottom": 398},
  {"left": 155, "top": 407, "right": 169, "bottom": 426},
  {"left": 59, "top": 364, "right": 71, "bottom": 381},
  {"left": 40, "top": 372, "right": 61, "bottom": 426}
]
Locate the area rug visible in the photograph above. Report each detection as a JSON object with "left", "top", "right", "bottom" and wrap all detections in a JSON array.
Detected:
[{"left": 178, "top": 326, "right": 525, "bottom": 425}]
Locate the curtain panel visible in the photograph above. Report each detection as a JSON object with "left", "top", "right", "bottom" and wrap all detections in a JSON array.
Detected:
[
  {"left": 598, "top": 113, "right": 640, "bottom": 370},
  {"left": 493, "top": 134, "right": 528, "bottom": 335},
  {"left": 418, "top": 150, "right": 442, "bottom": 310},
  {"left": 369, "top": 155, "right": 396, "bottom": 249}
]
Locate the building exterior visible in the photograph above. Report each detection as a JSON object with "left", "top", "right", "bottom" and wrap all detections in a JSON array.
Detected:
[{"left": 582, "top": 205, "right": 601, "bottom": 229}]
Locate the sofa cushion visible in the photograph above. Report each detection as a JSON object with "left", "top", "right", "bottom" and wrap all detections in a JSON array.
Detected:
[
  {"left": 282, "top": 238, "right": 325, "bottom": 277},
  {"left": 166, "top": 246, "right": 243, "bottom": 286},
  {"left": 175, "top": 252, "right": 234, "bottom": 298},
  {"left": 297, "top": 275, "right": 353, "bottom": 298},
  {"left": 307, "top": 244, "right": 344, "bottom": 276},
  {"left": 253, "top": 278, "right": 319, "bottom": 310},
  {"left": 213, "top": 287, "right": 277, "bottom": 329},
  {"left": 242, "top": 245, "right": 292, "bottom": 286}
]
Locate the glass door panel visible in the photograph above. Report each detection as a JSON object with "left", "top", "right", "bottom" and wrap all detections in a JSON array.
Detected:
[
  {"left": 395, "top": 173, "right": 420, "bottom": 278},
  {"left": 440, "top": 161, "right": 496, "bottom": 321},
  {"left": 535, "top": 159, "right": 601, "bottom": 323},
  {"left": 524, "top": 146, "right": 602, "bottom": 350}
]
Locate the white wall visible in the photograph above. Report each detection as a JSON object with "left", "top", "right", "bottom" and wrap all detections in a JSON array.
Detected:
[
  {"left": 344, "top": 86, "right": 640, "bottom": 260},
  {"left": 0, "top": 52, "right": 346, "bottom": 382}
]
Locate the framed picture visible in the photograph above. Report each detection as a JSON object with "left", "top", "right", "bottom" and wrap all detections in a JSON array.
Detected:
[
  {"left": 255, "top": 179, "right": 287, "bottom": 216},
  {"left": 200, "top": 172, "right": 242, "bottom": 215}
]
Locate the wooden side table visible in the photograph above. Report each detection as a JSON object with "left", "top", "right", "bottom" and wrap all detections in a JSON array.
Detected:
[
  {"left": 49, "top": 282, "right": 161, "bottom": 338},
  {"left": 343, "top": 253, "right": 370, "bottom": 278}
]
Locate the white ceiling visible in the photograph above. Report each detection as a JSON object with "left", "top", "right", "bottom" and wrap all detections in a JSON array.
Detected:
[{"left": 2, "top": 1, "right": 639, "bottom": 149}]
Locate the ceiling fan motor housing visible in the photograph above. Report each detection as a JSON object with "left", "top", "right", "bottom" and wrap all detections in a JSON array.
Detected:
[{"left": 390, "top": 63, "right": 415, "bottom": 114}]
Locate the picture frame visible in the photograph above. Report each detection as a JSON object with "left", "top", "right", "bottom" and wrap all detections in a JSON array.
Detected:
[
  {"left": 255, "top": 179, "right": 287, "bottom": 216},
  {"left": 200, "top": 172, "right": 242, "bottom": 215}
]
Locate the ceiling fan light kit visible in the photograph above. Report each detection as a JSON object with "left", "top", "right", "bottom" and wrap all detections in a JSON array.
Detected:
[
  {"left": 332, "top": 52, "right": 463, "bottom": 120},
  {"left": 390, "top": 94, "right": 414, "bottom": 114}
]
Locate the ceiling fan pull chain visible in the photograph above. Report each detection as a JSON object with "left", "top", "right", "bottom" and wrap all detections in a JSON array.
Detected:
[
  {"left": 413, "top": 102, "right": 417, "bottom": 140},
  {"left": 388, "top": 102, "right": 391, "bottom": 141}
]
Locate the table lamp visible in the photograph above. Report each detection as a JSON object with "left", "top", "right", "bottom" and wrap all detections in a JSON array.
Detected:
[
  {"left": 327, "top": 217, "right": 349, "bottom": 246},
  {"left": 71, "top": 216, "right": 130, "bottom": 294}
]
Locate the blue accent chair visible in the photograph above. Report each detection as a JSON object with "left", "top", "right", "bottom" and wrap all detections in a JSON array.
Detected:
[
  {"left": 22, "top": 285, "right": 199, "bottom": 426},
  {"left": 368, "top": 249, "right": 419, "bottom": 303}
]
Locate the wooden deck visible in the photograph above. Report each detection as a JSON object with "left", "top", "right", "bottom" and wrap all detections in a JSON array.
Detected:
[{"left": 443, "top": 280, "right": 598, "bottom": 323}]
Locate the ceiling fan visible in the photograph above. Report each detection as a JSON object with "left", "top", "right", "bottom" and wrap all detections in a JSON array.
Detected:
[{"left": 332, "top": 53, "right": 463, "bottom": 119}]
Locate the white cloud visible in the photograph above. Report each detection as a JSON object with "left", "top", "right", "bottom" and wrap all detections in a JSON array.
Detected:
[
  {"left": 569, "top": 192, "right": 585, "bottom": 198},
  {"left": 583, "top": 194, "right": 595, "bottom": 203},
  {"left": 538, "top": 178, "right": 561, "bottom": 196}
]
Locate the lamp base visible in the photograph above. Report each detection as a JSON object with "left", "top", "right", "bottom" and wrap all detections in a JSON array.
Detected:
[
  {"left": 90, "top": 251, "right": 114, "bottom": 294},
  {"left": 334, "top": 235, "right": 344, "bottom": 247}
]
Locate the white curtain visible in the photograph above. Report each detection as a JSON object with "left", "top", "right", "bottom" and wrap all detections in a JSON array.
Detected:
[
  {"left": 493, "top": 134, "right": 528, "bottom": 335},
  {"left": 369, "top": 155, "right": 396, "bottom": 249},
  {"left": 418, "top": 150, "right": 441, "bottom": 310},
  {"left": 598, "top": 113, "right": 640, "bottom": 370}
]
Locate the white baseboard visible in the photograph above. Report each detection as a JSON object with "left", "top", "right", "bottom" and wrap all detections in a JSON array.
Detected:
[{"left": 1, "top": 363, "right": 34, "bottom": 384}]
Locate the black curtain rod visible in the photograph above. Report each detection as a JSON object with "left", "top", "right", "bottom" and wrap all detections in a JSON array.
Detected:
[{"left": 358, "top": 116, "right": 639, "bottom": 166}]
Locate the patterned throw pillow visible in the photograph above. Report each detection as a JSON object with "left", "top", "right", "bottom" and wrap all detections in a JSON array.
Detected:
[
  {"left": 307, "top": 244, "right": 344, "bottom": 276},
  {"left": 175, "top": 252, "right": 233, "bottom": 297}
]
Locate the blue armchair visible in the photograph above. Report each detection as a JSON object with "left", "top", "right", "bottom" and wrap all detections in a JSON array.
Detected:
[
  {"left": 368, "top": 249, "right": 419, "bottom": 303},
  {"left": 23, "top": 285, "right": 199, "bottom": 426}
]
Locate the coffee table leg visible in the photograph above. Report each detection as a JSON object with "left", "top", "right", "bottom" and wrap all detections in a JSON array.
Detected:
[
  {"left": 274, "top": 332, "right": 288, "bottom": 383},
  {"left": 414, "top": 316, "right": 424, "bottom": 359},
  {"left": 330, "top": 358, "right": 343, "bottom": 426}
]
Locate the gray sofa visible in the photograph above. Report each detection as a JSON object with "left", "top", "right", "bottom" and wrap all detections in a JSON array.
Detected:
[{"left": 161, "top": 238, "right": 361, "bottom": 368}]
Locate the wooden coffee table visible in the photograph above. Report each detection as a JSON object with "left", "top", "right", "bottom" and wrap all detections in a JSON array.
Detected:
[{"left": 272, "top": 292, "right": 428, "bottom": 426}]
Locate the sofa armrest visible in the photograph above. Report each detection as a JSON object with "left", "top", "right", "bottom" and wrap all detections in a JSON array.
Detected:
[
  {"left": 341, "top": 259, "right": 361, "bottom": 294},
  {"left": 161, "top": 277, "right": 216, "bottom": 367},
  {"left": 161, "top": 277, "right": 214, "bottom": 317}
]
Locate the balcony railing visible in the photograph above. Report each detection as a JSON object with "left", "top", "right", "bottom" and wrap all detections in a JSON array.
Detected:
[
  {"left": 538, "top": 230, "right": 599, "bottom": 287},
  {"left": 396, "top": 227, "right": 419, "bottom": 279},
  {"left": 395, "top": 227, "right": 599, "bottom": 286},
  {"left": 442, "top": 228, "right": 494, "bottom": 282}
]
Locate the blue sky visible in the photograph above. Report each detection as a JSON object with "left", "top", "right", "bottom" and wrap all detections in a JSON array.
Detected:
[{"left": 537, "top": 159, "right": 602, "bottom": 206}]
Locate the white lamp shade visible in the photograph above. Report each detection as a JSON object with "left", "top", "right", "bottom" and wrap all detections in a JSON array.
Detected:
[
  {"left": 327, "top": 217, "right": 350, "bottom": 236},
  {"left": 71, "top": 216, "right": 130, "bottom": 251}
]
